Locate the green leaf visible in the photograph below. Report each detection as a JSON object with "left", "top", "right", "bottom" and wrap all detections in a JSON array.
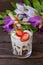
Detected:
[
  {"left": 24, "top": 0, "right": 31, "bottom": 6},
  {"left": 6, "top": 10, "right": 16, "bottom": 15},
  {"left": 31, "top": 26, "right": 38, "bottom": 32},
  {"left": 32, "top": 0, "right": 41, "bottom": 12},
  {"left": 11, "top": 2, "right": 16, "bottom": 8},
  {"left": 6, "top": 10, "right": 11, "bottom": 14},
  {"left": 40, "top": 0, "right": 43, "bottom": 12},
  {"left": 0, "top": 20, "right": 3, "bottom": 25},
  {"left": 21, "top": 24, "right": 38, "bottom": 32},
  {"left": 0, "top": 12, "right": 7, "bottom": 25},
  {"left": 0, "top": 15, "right": 3, "bottom": 19},
  {"left": 1, "top": 12, "right": 7, "bottom": 19}
]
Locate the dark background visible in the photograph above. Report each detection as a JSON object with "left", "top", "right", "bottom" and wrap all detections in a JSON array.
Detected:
[
  {"left": 0, "top": 0, "right": 23, "bottom": 12},
  {"left": 0, "top": 0, "right": 43, "bottom": 65}
]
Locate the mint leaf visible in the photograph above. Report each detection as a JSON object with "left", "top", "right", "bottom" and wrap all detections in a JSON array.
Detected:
[
  {"left": 31, "top": 26, "right": 38, "bottom": 32},
  {"left": 21, "top": 24, "right": 38, "bottom": 32}
]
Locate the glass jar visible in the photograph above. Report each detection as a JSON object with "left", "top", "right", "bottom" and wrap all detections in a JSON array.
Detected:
[{"left": 10, "top": 30, "right": 33, "bottom": 59}]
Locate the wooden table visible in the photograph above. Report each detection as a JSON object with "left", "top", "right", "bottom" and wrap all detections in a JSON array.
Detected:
[
  {"left": 0, "top": 25, "right": 43, "bottom": 65},
  {"left": 0, "top": 0, "right": 43, "bottom": 65}
]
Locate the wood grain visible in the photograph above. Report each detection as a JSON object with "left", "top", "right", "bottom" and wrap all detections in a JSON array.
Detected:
[{"left": 0, "top": 58, "right": 42, "bottom": 65}]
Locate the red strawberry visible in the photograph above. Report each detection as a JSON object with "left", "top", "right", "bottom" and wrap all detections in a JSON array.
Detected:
[
  {"left": 16, "top": 29, "right": 23, "bottom": 37},
  {"left": 20, "top": 32, "right": 30, "bottom": 42}
]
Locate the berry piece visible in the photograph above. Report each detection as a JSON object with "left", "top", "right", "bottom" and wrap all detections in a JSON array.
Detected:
[
  {"left": 16, "top": 29, "right": 23, "bottom": 37},
  {"left": 20, "top": 32, "right": 30, "bottom": 42}
]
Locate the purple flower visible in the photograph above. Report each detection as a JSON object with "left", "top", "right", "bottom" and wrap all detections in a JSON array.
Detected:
[
  {"left": 39, "top": 26, "right": 43, "bottom": 34},
  {"left": 19, "top": 2, "right": 24, "bottom": 6},
  {"left": 29, "top": 16, "right": 42, "bottom": 27},
  {"left": 3, "top": 16, "right": 11, "bottom": 24},
  {"left": 3, "top": 16, "right": 14, "bottom": 32}
]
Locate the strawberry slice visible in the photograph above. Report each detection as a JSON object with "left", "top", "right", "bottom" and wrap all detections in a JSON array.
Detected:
[
  {"left": 16, "top": 29, "right": 23, "bottom": 37},
  {"left": 20, "top": 32, "right": 30, "bottom": 42}
]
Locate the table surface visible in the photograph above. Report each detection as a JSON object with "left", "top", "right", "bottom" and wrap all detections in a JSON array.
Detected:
[
  {"left": 0, "top": 25, "right": 43, "bottom": 65},
  {"left": 0, "top": 0, "right": 43, "bottom": 65}
]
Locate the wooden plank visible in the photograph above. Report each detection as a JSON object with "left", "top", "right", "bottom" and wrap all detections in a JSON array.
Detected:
[
  {"left": 0, "top": 58, "right": 43, "bottom": 65},
  {"left": 0, "top": 48, "right": 12, "bottom": 55},
  {"left": 0, "top": 51, "right": 42, "bottom": 59},
  {"left": 0, "top": 43, "right": 12, "bottom": 49}
]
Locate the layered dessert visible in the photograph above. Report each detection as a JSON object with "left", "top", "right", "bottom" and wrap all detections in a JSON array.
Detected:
[{"left": 11, "top": 29, "right": 33, "bottom": 56}]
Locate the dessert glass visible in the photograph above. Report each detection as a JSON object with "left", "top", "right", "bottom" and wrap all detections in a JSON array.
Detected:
[{"left": 10, "top": 30, "right": 33, "bottom": 58}]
